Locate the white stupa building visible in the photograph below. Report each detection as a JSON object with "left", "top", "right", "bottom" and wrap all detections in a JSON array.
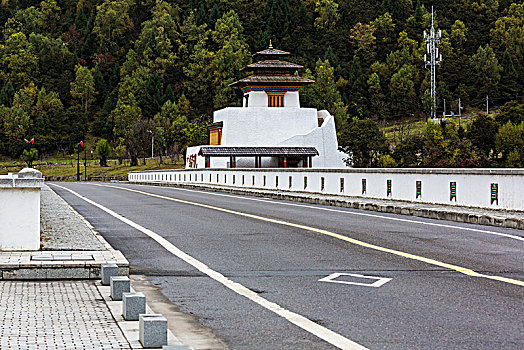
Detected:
[{"left": 185, "top": 44, "right": 346, "bottom": 169}]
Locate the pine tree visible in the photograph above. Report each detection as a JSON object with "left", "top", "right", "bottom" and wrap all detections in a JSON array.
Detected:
[
  {"left": 143, "top": 73, "right": 163, "bottom": 119},
  {"left": 255, "top": 31, "right": 271, "bottom": 51},
  {"left": 163, "top": 84, "right": 175, "bottom": 104},
  {"left": 324, "top": 46, "right": 339, "bottom": 68},
  {"left": 414, "top": 0, "right": 423, "bottom": 25},
  {"left": 0, "top": 81, "right": 15, "bottom": 107},
  {"left": 209, "top": 4, "right": 221, "bottom": 27},
  {"left": 265, "top": 0, "right": 291, "bottom": 39},
  {"left": 196, "top": 4, "right": 207, "bottom": 27},
  {"left": 500, "top": 50, "right": 519, "bottom": 101},
  {"left": 347, "top": 55, "right": 367, "bottom": 115}
]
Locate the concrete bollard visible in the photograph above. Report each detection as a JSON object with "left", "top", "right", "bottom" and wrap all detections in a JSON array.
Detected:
[
  {"left": 139, "top": 314, "right": 168, "bottom": 348},
  {"left": 122, "top": 292, "right": 146, "bottom": 321},
  {"left": 101, "top": 264, "right": 119, "bottom": 285},
  {"left": 110, "top": 276, "right": 130, "bottom": 301}
]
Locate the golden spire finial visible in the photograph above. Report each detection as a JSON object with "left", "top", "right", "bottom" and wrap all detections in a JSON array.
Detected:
[{"left": 269, "top": 40, "right": 273, "bottom": 49}]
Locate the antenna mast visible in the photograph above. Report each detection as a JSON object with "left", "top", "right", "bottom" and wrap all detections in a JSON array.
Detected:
[{"left": 424, "top": 7, "right": 442, "bottom": 121}]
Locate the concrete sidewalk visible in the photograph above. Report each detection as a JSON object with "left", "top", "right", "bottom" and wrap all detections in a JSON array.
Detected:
[{"left": 0, "top": 185, "right": 188, "bottom": 349}]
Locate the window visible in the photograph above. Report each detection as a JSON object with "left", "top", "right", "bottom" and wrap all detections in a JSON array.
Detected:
[{"left": 268, "top": 93, "right": 284, "bottom": 107}]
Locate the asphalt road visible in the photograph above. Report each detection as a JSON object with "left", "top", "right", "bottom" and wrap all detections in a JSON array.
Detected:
[{"left": 50, "top": 182, "right": 524, "bottom": 350}]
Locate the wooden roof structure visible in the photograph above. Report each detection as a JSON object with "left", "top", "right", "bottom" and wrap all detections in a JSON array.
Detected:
[
  {"left": 230, "top": 42, "right": 314, "bottom": 88},
  {"left": 198, "top": 146, "right": 319, "bottom": 157}
]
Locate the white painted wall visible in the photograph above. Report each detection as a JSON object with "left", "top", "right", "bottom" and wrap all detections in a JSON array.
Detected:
[
  {"left": 283, "top": 91, "right": 300, "bottom": 107},
  {"left": 0, "top": 168, "right": 44, "bottom": 250},
  {"left": 185, "top": 107, "right": 346, "bottom": 169},
  {"left": 243, "top": 91, "right": 300, "bottom": 108},
  {"left": 128, "top": 168, "right": 524, "bottom": 211},
  {"left": 215, "top": 107, "right": 318, "bottom": 146},
  {"left": 278, "top": 112, "right": 346, "bottom": 168}
]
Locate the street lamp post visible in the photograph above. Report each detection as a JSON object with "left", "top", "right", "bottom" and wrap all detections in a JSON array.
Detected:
[
  {"left": 147, "top": 130, "right": 154, "bottom": 158},
  {"left": 84, "top": 145, "right": 87, "bottom": 181}
]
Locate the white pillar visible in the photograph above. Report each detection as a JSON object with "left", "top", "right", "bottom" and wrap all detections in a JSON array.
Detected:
[{"left": 0, "top": 168, "right": 44, "bottom": 250}]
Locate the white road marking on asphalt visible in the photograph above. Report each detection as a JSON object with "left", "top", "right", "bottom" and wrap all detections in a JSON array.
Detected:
[
  {"left": 51, "top": 184, "right": 367, "bottom": 350},
  {"left": 319, "top": 273, "right": 392, "bottom": 288},
  {"left": 90, "top": 183, "right": 524, "bottom": 287},
  {"left": 160, "top": 185, "right": 524, "bottom": 242}
]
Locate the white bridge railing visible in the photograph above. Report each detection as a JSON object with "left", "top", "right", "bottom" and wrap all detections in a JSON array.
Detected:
[{"left": 128, "top": 168, "right": 524, "bottom": 212}]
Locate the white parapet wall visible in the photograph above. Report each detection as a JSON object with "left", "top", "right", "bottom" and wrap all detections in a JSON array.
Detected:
[
  {"left": 128, "top": 168, "right": 524, "bottom": 212},
  {"left": 0, "top": 168, "right": 44, "bottom": 250}
]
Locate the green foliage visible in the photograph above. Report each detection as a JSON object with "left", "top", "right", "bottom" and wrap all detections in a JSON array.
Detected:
[
  {"left": 70, "top": 65, "right": 96, "bottom": 114},
  {"left": 467, "top": 114, "right": 499, "bottom": 157},
  {"left": 92, "top": 0, "right": 134, "bottom": 54},
  {"left": 392, "top": 135, "right": 424, "bottom": 167},
  {"left": 496, "top": 121, "right": 524, "bottom": 164},
  {"left": 0, "top": 0, "right": 522, "bottom": 168},
  {"left": 302, "top": 59, "right": 348, "bottom": 126},
  {"left": 314, "top": 0, "right": 340, "bottom": 31},
  {"left": 265, "top": 0, "right": 291, "bottom": 38},
  {"left": 471, "top": 44, "right": 502, "bottom": 99},
  {"left": 339, "top": 118, "right": 388, "bottom": 167},
  {"left": 0, "top": 32, "right": 38, "bottom": 90},
  {"left": 96, "top": 138, "right": 111, "bottom": 166},
  {"left": 0, "top": 81, "right": 15, "bottom": 107},
  {"left": 378, "top": 154, "right": 398, "bottom": 167},
  {"left": 22, "top": 148, "right": 38, "bottom": 165}
]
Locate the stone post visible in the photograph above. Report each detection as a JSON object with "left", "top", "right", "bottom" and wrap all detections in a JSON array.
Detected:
[{"left": 0, "top": 168, "right": 44, "bottom": 250}]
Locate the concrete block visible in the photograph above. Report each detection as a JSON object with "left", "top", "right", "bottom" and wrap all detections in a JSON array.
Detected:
[
  {"left": 455, "top": 213, "right": 467, "bottom": 222},
  {"left": 89, "top": 266, "right": 101, "bottom": 279},
  {"left": 493, "top": 217, "right": 505, "bottom": 227},
  {"left": 163, "top": 346, "right": 194, "bottom": 350},
  {"left": 468, "top": 214, "right": 479, "bottom": 224},
  {"left": 110, "top": 276, "right": 130, "bottom": 301},
  {"left": 518, "top": 219, "right": 524, "bottom": 230},
  {"left": 122, "top": 292, "right": 146, "bottom": 321},
  {"left": 139, "top": 314, "right": 168, "bottom": 348},
  {"left": 504, "top": 218, "right": 518, "bottom": 229},
  {"left": 16, "top": 268, "right": 46, "bottom": 280},
  {"left": 479, "top": 215, "right": 492, "bottom": 225},
  {"left": 46, "top": 267, "right": 89, "bottom": 279},
  {"left": 101, "top": 264, "right": 119, "bottom": 285},
  {"left": 118, "top": 266, "right": 130, "bottom": 276}
]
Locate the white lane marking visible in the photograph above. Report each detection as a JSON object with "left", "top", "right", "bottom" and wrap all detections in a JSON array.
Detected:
[
  {"left": 51, "top": 184, "right": 367, "bottom": 350},
  {"left": 319, "top": 273, "right": 392, "bottom": 288},
  {"left": 152, "top": 185, "right": 524, "bottom": 243}
]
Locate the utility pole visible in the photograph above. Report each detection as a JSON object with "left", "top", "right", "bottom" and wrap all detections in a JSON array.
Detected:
[
  {"left": 486, "top": 95, "right": 489, "bottom": 116},
  {"left": 424, "top": 7, "right": 442, "bottom": 121},
  {"left": 147, "top": 130, "right": 154, "bottom": 158},
  {"left": 24, "top": 124, "right": 34, "bottom": 167},
  {"left": 77, "top": 142, "right": 80, "bottom": 181},
  {"left": 84, "top": 146, "right": 87, "bottom": 181},
  {"left": 458, "top": 98, "right": 462, "bottom": 128}
]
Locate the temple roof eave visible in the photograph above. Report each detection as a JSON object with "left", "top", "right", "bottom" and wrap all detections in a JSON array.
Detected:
[
  {"left": 253, "top": 48, "right": 291, "bottom": 58},
  {"left": 240, "top": 60, "right": 303, "bottom": 72},
  {"left": 229, "top": 76, "right": 315, "bottom": 87}
]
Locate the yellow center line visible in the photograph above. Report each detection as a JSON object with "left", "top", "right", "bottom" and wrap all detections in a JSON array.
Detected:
[{"left": 92, "top": 183, "right": 524, "bottom": 287}]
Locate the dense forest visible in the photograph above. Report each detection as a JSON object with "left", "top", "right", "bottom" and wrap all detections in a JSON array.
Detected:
[{"left": 0, "top": 0, "right": 523, "bottom": 167}]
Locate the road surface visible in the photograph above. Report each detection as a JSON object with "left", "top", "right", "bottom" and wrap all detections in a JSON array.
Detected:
[{"left": 50, "top": 182, "right": 524, "bottom": 350}]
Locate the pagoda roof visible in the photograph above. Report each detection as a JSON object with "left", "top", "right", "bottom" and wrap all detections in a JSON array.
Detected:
[
  {"left": 240, "top": 60, "right": 303, "bottom": 72},
  {"left": 253, "top": 47, "right": 290, "bottom": 58},
  {"left": 229, "top": 75, "right": 315, "bottom": 87}
]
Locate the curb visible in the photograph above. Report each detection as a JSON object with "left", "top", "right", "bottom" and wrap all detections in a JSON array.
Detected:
[
  {"left": 132, "top": 181, "right": 524, "bottom": 230},
  {"left": 0, "top": 250, "right": 129, "bottom": 280}
]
